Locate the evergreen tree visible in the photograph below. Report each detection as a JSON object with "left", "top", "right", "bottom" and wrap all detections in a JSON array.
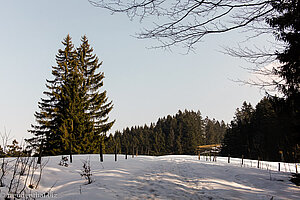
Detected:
[
  {"left": 251, "top": 98, "right": 277, "bottom": 160},
  {"left": 28, "top": 35, "right": 114, "bottom": 156},
  {"left": 6, "top": 140, "right": 23, "bottom": 157},
  {"left": 104, "top": 134, "right": 115, "bottom": 153},
  {"left": 267, "top": 0, "right": 300, "bottom": 97},
  {"left": 59, "top": 47, "right": 90, "bottom": 159},
  {"left": 266, "top": 1, "right": 300, "bottom": 160},
  {"left": 28, "top": 35, "right": 77, "bottom": 155},
  {"left": 152, "top": 124, "right": 165, "bottom": 155},
  {"left": 77, "top": 36, "right": 115, "bottom": 153},
  {"left": 221, "top": 102, "right": 254, "bottom": 158}
]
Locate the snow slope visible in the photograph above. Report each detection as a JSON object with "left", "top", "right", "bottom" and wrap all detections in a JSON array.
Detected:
[{"left": 3, "top": 155, "right": 300, "bottom": 199}]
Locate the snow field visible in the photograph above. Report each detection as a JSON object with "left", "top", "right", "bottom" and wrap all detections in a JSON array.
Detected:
[{"left": 1, "top": 155, "right": 300, "bottom": 199}]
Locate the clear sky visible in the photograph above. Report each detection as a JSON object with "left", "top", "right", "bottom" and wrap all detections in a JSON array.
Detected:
[{"left": 0, "top": 0, "right": 270, "bottom": 142}]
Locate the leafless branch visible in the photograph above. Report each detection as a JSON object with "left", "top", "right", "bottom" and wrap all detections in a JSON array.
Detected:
[
  {"left": 89, "top": 0, "right": 288, "bottom": 94},
  {"left": 89, "top": 0, "right": 276, "bottom": 50}
]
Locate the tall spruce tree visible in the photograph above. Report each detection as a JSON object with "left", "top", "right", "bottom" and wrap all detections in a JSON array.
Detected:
[
  {"left": 267, "top": 0, "right": 300, "bottom": 97},
  {"left": 77, "top": 35, "right": 115, "bottom": 153},
  {"left": 28, "top": 35, "right": 77, "bottom": 155},
  {"left": 28, "top": 35, "right": 114, "bottom": 156},
  {"left": 267, "top": 1, "right": 300, "bottom": 159}
]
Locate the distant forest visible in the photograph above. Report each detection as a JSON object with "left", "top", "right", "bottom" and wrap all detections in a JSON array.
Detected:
[
  {"left": 104, "top": 95, "right": 299, "bottom": 163},
  {"left": 104, "top": 110, "right": 226, "bottom": 156}
]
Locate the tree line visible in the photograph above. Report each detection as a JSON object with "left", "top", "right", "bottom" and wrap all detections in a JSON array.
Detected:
[
  {"left": 104, "top": 110, "right": 226, "bottom": 156},
  {"left": 102, "top": 95, "right": 299, "bottom": 163},
  {"left": 221, "top": 96, "right": 299, "bottom": 163}
]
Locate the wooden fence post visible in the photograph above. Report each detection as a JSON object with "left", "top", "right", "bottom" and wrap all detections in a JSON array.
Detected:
[
  {"left": 100, "top": 142, "right": 104, "bottom": 162},
  {"left": 278, "top": 163, "right": 280, "bottom": 172},
  {"left": 115, "top": 144, "right": 117, "bottom": 162},
  {"left": 257, "top": 157, "right": 260, "bottom": 168},
  {"left": 242, "top": 155, "right": 244, "bottom": 166},
  {"left": 228, "top": 154, "right": 230, "bottom": 163}
]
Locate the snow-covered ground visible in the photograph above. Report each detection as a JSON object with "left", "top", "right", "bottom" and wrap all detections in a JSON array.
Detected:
[{"left": 2, "top": 155, "right": 300, "bottom": 199}]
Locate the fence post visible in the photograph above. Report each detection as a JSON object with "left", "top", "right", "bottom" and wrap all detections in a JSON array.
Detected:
[
  {"left": 278, "top": 163, "right": 280, "bottom": 172},
  {"left": 241, "top": 155, "right": 244, "bottom": 166},
  {"left": 198, "top": 151, "right": 200, "bottom": 160},
  {"left": 296, "top": 164, "right": 298, "bottom": 174},
  {"left": 257, "top": 157, "right": 260, "bottom": 168},
  {"left": 228, "top": 154, "right": 230, "bottom": 163},
  {"left": 100, "top": 142, "right": 103, "bottom": 162},
  {"left": 115, "top": 144, "right": 117, "bottom": 162}
]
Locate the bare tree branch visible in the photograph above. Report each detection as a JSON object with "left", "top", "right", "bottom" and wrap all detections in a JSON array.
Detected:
[
  {"left": 89, "top": 0, "right": 295, "bottom": 94},
  {"left": 89, "top": 0, "right": 276, "bottom": 50}
]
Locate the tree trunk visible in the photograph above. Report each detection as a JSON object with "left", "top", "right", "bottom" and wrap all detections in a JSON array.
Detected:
[
  {"left": 69, "top": 143, "right": 73, "bottom": 163},
  {"left": 37, "top": 139, "right": 43, "bottom": 165}
]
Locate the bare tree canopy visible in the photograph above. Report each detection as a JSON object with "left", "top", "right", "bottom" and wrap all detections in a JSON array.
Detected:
[
  {"left": 89, "top": 0, "right": 276, "bottom": 50},
  {"left": 90, "top": 0, "right": 299, "bottom": 97}
]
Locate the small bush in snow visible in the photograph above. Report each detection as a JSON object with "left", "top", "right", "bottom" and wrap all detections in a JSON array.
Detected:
[
  {"left": 80, "top": 158, "right": 93, "bottom": 184},
  {"left": 58, "top": 156, "right": 69, "bottom": 167}
]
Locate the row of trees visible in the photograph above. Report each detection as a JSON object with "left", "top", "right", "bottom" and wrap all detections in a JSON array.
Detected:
[
  {"left": 104, "top": 110, "right": 226, "bottom": 155},
  {"left": 221, "top": 96, "right": 300, "bottom": 162},
  {"left": 27, "top": 35, "right": 114, "bottom": 157},
  {"left": 104, "top": 96, "right": 298, "bottom": 162}
]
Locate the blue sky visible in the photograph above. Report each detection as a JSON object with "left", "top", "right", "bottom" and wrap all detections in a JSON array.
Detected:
[{"left": 0, "top": 1, "right": 270, "bottom": 141}]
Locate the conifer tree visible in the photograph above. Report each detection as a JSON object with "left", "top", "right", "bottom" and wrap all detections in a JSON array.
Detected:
[
  {"left": 28, "top": 35, "right": 77, "bottom": 155},
  {"left": 267, "top": 0, "right": 300, "bottom": 97},
  {"left": 28, "top": 35, "right": 114, "bottom": 156},
  {"left": 6, "top": 140, "right": 23, "bottom": 157},
  {"left": 77, "top": 36, "right": 115, "bottom": 153}
]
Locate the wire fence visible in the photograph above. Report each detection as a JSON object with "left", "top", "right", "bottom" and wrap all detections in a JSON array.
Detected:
[{"left": 197, "top": 154, "right": 299, "bottom": 173}]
